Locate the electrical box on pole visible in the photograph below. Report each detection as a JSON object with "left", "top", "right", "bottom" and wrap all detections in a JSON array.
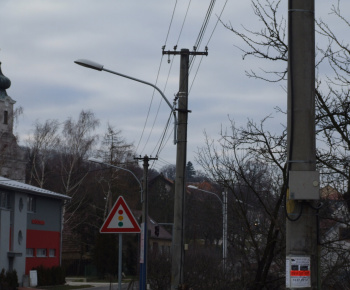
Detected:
[{"left": 289, "top": 171, "right": 320, "bottom": 200}]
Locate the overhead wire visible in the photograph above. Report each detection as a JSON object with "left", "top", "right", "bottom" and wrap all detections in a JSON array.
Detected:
[
  {"left": 151, "top": 0, "right": 217, "bottom": 170},
  {"left": 135, "top": 0, "right": 178, "bottom": 155},
  {"left": 146, "top": 0, "right": 227, "bottom": 170},
  {"left": 149, "top": 0, "right": 193, "bottom": 170},
  {"left": 189, "top": 0, "right": 216, "bottom": 71},
  {"left": 149, "top": 110, "right": 174, "bottom": 171},
  {"left": 151, "top": 110, "right": 173, "bottom": 158},
  {"left": 174, "top": 0, "right": 217, "bottom": 100},
  {"left": 189, "top": 0, "right": 228, "bottom": 94}
]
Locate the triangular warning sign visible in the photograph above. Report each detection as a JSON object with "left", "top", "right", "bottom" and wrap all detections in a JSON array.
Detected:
[{"left": 100, "top": 196, "right": 141, "bottom": 233}]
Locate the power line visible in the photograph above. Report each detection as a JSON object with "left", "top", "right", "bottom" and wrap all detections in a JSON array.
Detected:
[
  {"left": 189, "top": 0, "right": 228, "bottom": 94},
  {"left": 136, "top": 0, "right": 179, "bottom": 155},
  {"left": 143, "top": 0, "right": 191, "bottom": 158},
  {"left": 189, "top": 0, "right": 216, "bottom": 70}
]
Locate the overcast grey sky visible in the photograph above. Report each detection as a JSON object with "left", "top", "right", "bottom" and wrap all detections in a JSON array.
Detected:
[{"left": 0, "top": 0, "right": 348, "bottom": 172}]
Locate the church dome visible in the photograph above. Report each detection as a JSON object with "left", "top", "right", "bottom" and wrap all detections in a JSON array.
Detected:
[{"left": 0, "top": 62, "right": 11, "bottom": 98}]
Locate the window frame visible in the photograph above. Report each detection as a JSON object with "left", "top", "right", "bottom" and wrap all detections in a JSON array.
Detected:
[
  {"left": 49, "top": 249, "right": 56, "bottom": 257},
  {"left": 3, "top": 110, "right": 8, "bottom": 125},
  {"left": 26, "top": 248, "right": 34, "bottom": 257},
  {"left": 27, "top": 195, "right": 36, "bottom": 213},
  {"left": 36, "top": 248, "right": 47, "bottom": 257}
]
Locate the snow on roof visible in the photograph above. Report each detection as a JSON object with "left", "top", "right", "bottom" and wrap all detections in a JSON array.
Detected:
[{"left": 0, "top": 177, "right": 70, "bottom": 200}]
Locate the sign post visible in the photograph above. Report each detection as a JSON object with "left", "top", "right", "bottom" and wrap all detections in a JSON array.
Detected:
[{"left": 100, "top": 196, "right": 141, "bottom": 290}]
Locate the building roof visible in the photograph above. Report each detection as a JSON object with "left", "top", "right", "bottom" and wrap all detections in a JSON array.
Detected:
[
  {"left": 0, "top": 176, "right": 71, "bottom": 200},
  {"left": 0, "top": 62, "right": 13, "bottom": 100},
  {"left": 321, "top": 185, "right": 342, "bottom": 200}
]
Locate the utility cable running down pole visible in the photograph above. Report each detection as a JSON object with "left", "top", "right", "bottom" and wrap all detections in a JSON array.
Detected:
[{"left": 164, "top": 48, "right": 208, "bottom": 290}]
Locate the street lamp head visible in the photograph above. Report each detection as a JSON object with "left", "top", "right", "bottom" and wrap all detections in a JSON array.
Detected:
[
  {"left": 88, "top": 157, "right": 104, "bottom": 164},
  {"left": 74, "top": 59, "right": 104, "bottom": 71},
  {"left": 187, "top": 185, "right": 198, "bottom": 189}
]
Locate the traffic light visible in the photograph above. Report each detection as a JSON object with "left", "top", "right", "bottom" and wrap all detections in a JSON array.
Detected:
[
  {"left": 118, "top": 209, "right": 124, "bottom": 227},
  {"left": 155, "top": 225, "right": 159, "bottom": 237}
]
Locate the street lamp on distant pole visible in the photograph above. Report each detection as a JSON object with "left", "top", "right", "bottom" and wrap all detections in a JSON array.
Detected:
[
  {"left": 88, "top": 157, "right": 143, "bottom": 290},
  {"left": 188, "top": 185, "right": 228, "bottom": 270}
]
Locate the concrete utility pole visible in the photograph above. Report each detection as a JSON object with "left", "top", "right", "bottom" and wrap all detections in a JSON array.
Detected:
[
  {"left": 286, "top": 1, "right": 320, "bottom": 289},
  {"left": 172, "top": 49, "right": 189, "bottom": 290},
  {"left": 163, "top": 48, "right": 207, "bottom": 290},
  {"left": 135, "top": 155, "right": 157, "bottom": 290}
]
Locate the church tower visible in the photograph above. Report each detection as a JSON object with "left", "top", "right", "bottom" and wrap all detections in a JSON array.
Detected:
[{"left": 0, "top": 62, "right": 26, "bottom": 181}]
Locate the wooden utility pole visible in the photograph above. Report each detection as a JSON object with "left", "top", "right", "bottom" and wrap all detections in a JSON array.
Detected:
[
  {"left": 163, "top": 48, "right": 207, "bottom": 290},
  {"left": 286, "top": 1, "right": 319, "bottom": 289}
]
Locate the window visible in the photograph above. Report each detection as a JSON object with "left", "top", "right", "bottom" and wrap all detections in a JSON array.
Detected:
[
  {"left": 49, "top": 249, "right": 56, "bottom": 257},
  {"left": 0, "top": 191, "right": 10, "bottom": 209},
  {"left": 36, "top": 248, "right": 47, "bottom": 257},
  {"left": 26, "top": 248, "right": 34, "bottom": 257},
  {"left": 27, "top": 195, "right": 36, "bottom": 212},
  {"left": 3, "top": 110, "right": 8, "bottom": 125}
]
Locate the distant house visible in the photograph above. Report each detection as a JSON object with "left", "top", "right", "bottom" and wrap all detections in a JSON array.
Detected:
[
  {"left": 0, "top": 177, "right": 70, "bottom": 285},
  {"left": 320, "top": 186, "right": 349, "bottom": 240},
  {"left": 133, "top": 210, "right": 172, "bottom": 254},
  {"left": 148, "top": 174, "right": 174, "bottom": 224}
]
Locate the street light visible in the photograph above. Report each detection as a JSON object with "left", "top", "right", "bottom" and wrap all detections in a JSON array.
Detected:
[
  {"left": 76, "top": 59, "right": 176, "bottom": 290},
  {"left": 76, "top": 59, "right": 186, "bottom": 289},
  {"left": 187, "top": 185, "right": 228, "bottom": 270},
  {"left": 88, "top": 157, "right": 143, "bottom": 290},
  {"left": 74, "top": 59, "right": 178, "bottom": 144}
]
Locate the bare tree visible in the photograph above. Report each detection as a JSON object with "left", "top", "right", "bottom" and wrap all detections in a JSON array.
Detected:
[
  {"left": 223, "top": 0, "right": 350, "bottom": 196},
  {"left": 26, "top": 119, "right": 60, "bottom": 188},
  {"left": 160, "top": 164, "right": 176, "bottom": 180},
  {"left": 216, "top": 0, "right": 350, "bottom": 287},
  {"left": 93, "top": 124, "right": 135, "bottom": 219},
  {"left": 196, "top": 117, "right": 286, "bottom": 289},
  {"left": 59, "top": 110, "right": 100, "bottom": 227}
]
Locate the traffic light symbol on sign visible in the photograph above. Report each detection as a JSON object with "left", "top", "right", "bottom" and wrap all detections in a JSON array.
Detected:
[{"left": 118, "top": 210, "right": 124, "bottom": 227}]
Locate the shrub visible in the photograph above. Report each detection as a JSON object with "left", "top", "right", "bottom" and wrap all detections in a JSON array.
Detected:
[
  {"left": 33, "top": 265, "right": 65, "bottom": 286},
  {"left": 0, "top": 269, "right": 19, "bottom": 290}
]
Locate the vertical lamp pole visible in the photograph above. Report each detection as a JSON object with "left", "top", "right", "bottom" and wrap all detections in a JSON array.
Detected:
[
  {"left": 187, "top": 185, "right": 228, "bottom": 269},
  {"left": 222, "top": 187, "right": 228, "bottom": 270},
  {"left": 135, "top": 155, "right": 157, "bottom": 290}
]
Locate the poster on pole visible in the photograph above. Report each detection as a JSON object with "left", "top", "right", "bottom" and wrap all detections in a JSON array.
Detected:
[{"left": 286, "top": 256, "right": 311, "bottom": 288}]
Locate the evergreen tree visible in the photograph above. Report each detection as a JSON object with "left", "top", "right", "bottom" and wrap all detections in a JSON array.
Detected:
[{"left": 186, "top": 161, "right": 196, "bottom": 181}]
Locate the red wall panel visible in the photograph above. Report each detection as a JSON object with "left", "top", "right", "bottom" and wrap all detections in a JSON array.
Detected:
[{"left": 25, "top": 229, "right": 61, "bottom": 274}]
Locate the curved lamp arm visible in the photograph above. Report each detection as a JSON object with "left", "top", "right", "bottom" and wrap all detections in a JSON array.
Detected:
[
  {"left": 75, "top": 59, "right": 178, "bottom": 144},
  {"left": 88, "top": 157, "right": 143, "bottom": 202},
  {"left": 187, "top": 185, "right": 223, "bottom": 204}
]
